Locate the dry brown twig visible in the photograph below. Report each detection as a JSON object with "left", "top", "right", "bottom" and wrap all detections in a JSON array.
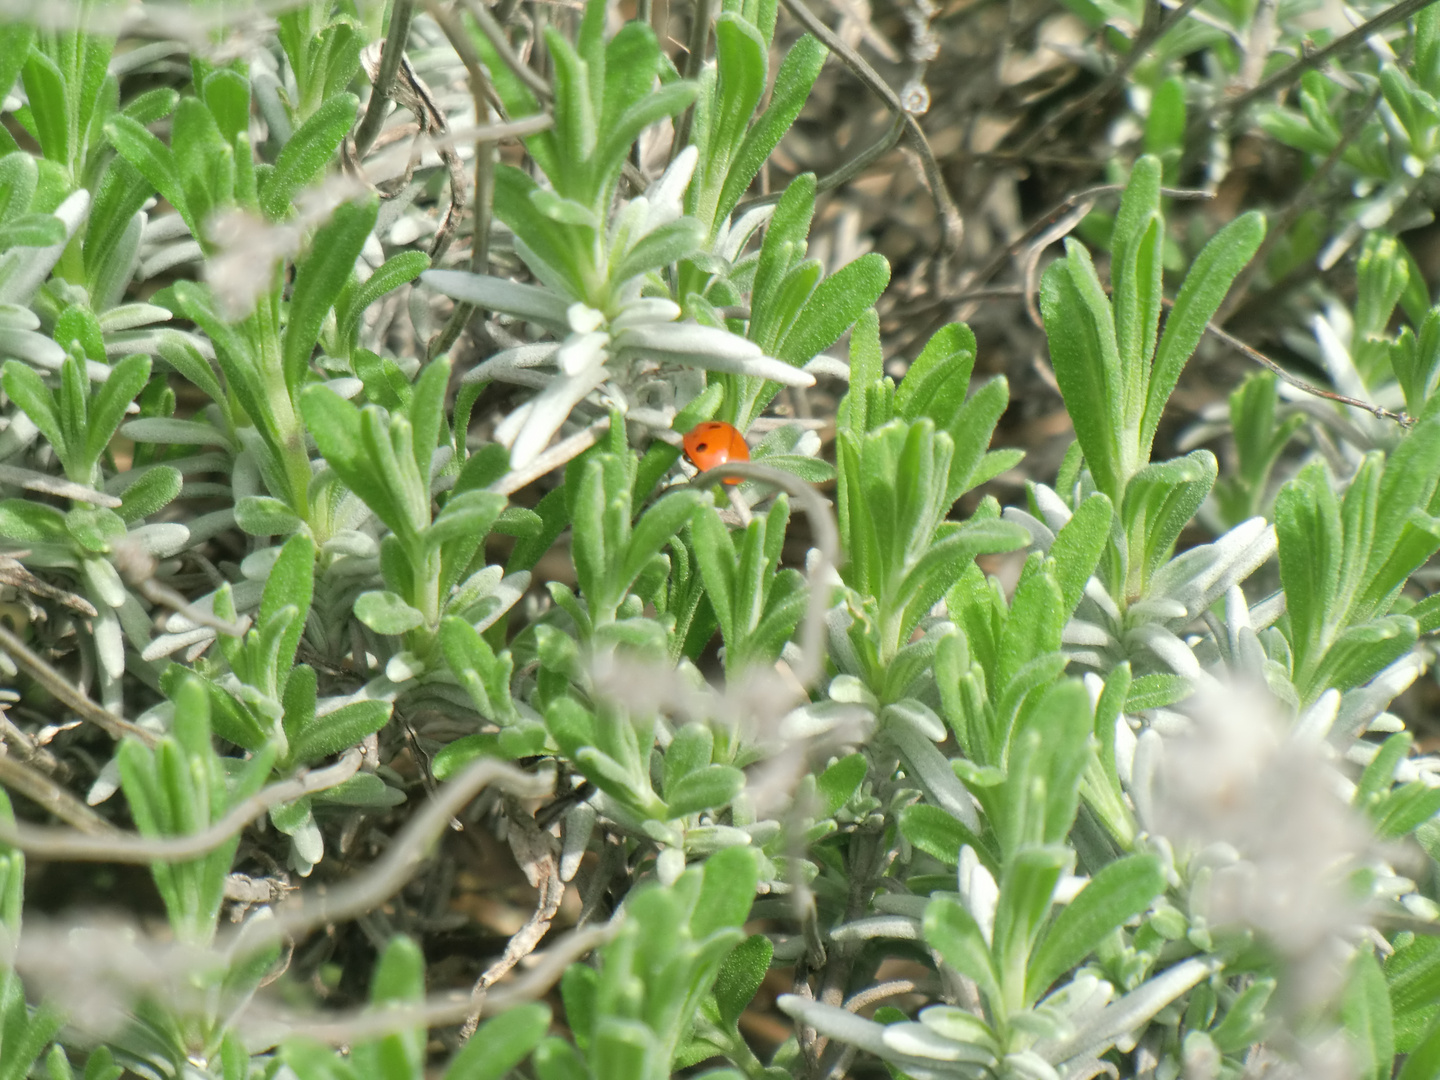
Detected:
[
  {"left": 0, "top": 622, "right": 158, "bottom": 747},
  {"left": 776, "top": 0, "right": 964, "bottom": 263},
  {"left": 0, "top": 750, "right": 362, "bottom": 861},
  {"left": 458, "top": 798, "right": 565, "bottom": 1040}
]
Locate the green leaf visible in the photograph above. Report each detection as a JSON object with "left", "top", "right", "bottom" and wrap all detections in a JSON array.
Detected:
[
  {"left": 714, "top": 933, "right": 773, "bottom": 1029},
  {"left": 259, "top": 93, "right": 358, "bottom": 220},
  {"left": 443, "top": 1003, "right": 552, "bottom": 1080},
  {"left": 1342, "top": 950, "right": 1394, "bottom": 1080},
  {"left": 22, "top": 50, "right": 71, "bottom": 167},
  {"left": 666, "top": 764, "right": 746, "bottom": 818},
  {"left": 1399, "top": 1008, "right": 1440, "bottom": 1080},
  {"left": 291, "top": 700, "right": 391, "bottom": 766},
  {"left": 260, "top": 533, "right": 315, "bottom": 692},
  {"left": 1, "top": 360, "right": 63, "bottom": 459},
  {"left": 338, "top": 250, "right": 430, "bottom": 344},
  {"left": 691, "top": 845, "right": 761, "bottom": 940},
  {"left": 775, "top": 254, "right": 890, "bottom": 368},
  {"left": 1025, "top": 854, "right": 1164, "bottom": 1003},
  {"left": 1142, "top": 211, "right": 1265, "bottom": 456},
  {"left": 284, "top": 197, "right": 379, "bottom": 391},
  {"left": 355, "top": 590, "right": 426, "bottom": 635},
  {"left": 715, "top": 34, "right": 827, "bottom": 227},
  {"left": 1047, "top": 492, "right": 1112, "bottom": 614},
  {"left": 0, "top": 213, "right": 65, "bottom": 249},
  {"left": 816, "top": 753, "right": 866, "bottom": 816},
  {"left": 105, "top": 114, "right": 189, "bottom": 232},
  {"left": 899, "top": 803, "right": 984, "bottom": 868},
  {"left": 203, "top": 68, "right": 251, "bottom": 146},
  {"left": 234, "top": 496, "right": 303, "bottom": 537},
  {"left": 87, "top": 354, "right": 151, "bottom": 466},
  {"left": 1040, "top": 244, "right": 1126, "bottom": 499},
  {"left": 924, "top": 894, "right": 1001, "bottom": 1008},
  {"left": 117, "top": 466, "right": 182, "bottom": 523}
]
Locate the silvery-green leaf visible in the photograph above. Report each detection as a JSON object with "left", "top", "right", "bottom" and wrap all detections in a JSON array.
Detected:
[
  {"left": 142, "top": 626, "right": 217, "bottom": 662},
  {"left": 831, "top": 915, "right": 923, "bottom": 942},
  {"left": 874, "top": 893, "right": 930, "bottom": 918},
  {"left": 164, "top": 577, "right": 264, "bottom": 632},
  {"left": 1128, "top": 729, "right": 1162, "bottom": 832},
  {"left": 641, "top": 145, "right": 697, "bottom": 234},
  {"left": 803, "top": 355, "right": 850, "bottom": 380},
  {"left": 82, "top": 557, "right": 126, "bottom": 609},
  {"left": 466, "top": 571, "right": 530, "bottom": 632},
  {"left": 716, "top": 203, "right": 776, "bottom": 262},
  {"left": 127, "top": 523, "right": 190, "bottom": 558},
  {"left": 1125, "top": 623, "right": 1206, "bottom": 680},
  {"left": 386, "top": 652, "right": 425, "bottom": 682},
  {"left": 1113, "top": 715, "right": 1138, "bottom": 786},
  {"left": 422, "top": 270, "right": 571, "bottom": 332},
  {"left": 0, "top": 304, "right": 39, "bottom": 330},
  {"left": 324, "top": 377, "right": 363, "bottom": 400},
  {"left": 98, "top": 304, "right": 172, "bottom": 333},
  {"left": 356, "top": 590, "right": 426, "bottom": 634},
  {"left": 777, "top": 699, "right": 873, "bottom": 740},
  {"left": 1081, "top": 579, "right": 1122, "bottom": 624},
  {"left": 1004, "top": 507, "right": 1057, "bottom": 551},
  {"left": 560, "top": 803, "right": 595, "bottom": 883},
  {"left": 95, "top": 608, "right": 125, "bottom": 679},
  {"left": 323, "top": 530, "right": 379, "bottom": 559},
  {"left": 0, "top": 326, "right": 64, "bottom": 368},
  {"left": 883, "top": 1023, "right": 995, "bottom": 1064},
  {"left": 1249, "top": 590, "right": 1285, "bottom": 630},
  {"left": 123, "top": 417, "right": 235, "bottom": 447},
  {"left": 466, "top": 343, "right": 561, "bottom": 389},
  {"left": 1000, "top": 1050, "right": 1062, "bottom": 1080},
  {"left": 777, "top": 996, "right": 890, "bottom": 1057},
  {"left": 886, "top": 709, "right": 981, "bottom": 831},
  {"left": 617, "top": 322, "right": 816, "bottom": 387},
  {"left": 1035, "top": 958, "right": 1219, "bottom": 1067},
  {"left": 1126, "top": 597, "right": 1188, "bottom": 623},
  {"left": 87, "top": 756, "right": 123, "bottom": 806},
  {"left": 140, "top": 239, "right": 204, "bottom": 281},
  {"left": 556, "top": 330, "right": 610, "bottom": 376},
  {"left": 180, "top": 508, "right": 238, "bottom": 549},
  {"left": 1061, "top": 620, "right": 1114, "bottom": 648},
  {"left": 611, "top": 298, "right": 681, "bottom": 330},
  {"left": 683, "top": 825, "right": 753, "bottom": 853},
  {"left": 0, "top": 189, "right": 89, "bottom": 305},
  {"left": 884, "top": 699, "right": 946, "bottom": 742},
  {"left": 1334, "top": 653, "right": 1424, "bottom": 742},
  {"left": 1031, "top": 483, "right": 1075, "bottom": 532},
  {"left": 498, "top": 364, "right": 611, "bottom": 468},
  {"left": 919, "top": 1007, "right": 997, "bottom": 1051},
  {"left": 958, "top": 846, "right": 998, "bottom": 946}
]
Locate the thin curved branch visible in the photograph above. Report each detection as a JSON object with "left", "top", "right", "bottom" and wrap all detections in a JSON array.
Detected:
[
  {"left": 354, "top": 0, "right": 417, "bottom": 158},
  {"left": 0, "top": 751, "right": 362, "bottom": 861},
  {"left": 0, "top": 622, "right": 157, "bottom": 747},
  {"left": 1187, "top": 302, "right": 1412, "bottom": 427},
  {"left": 1012, "top": 0, "right": 1207, "bottom": 157},
  {"left": 0, "top": 755, "right": 117, "bottom": 835},
  {"left": 1203, "top": 0, "right": 1440, "bottom": 126},
  {"left": 776, "top": 0, "right": 963, "bottom": 257},
  {"left": 460, "top": 0, "right": 554, "bottom": 102},
  {"left": 228, "top": 758, "right": 552, "bottom": 953}
]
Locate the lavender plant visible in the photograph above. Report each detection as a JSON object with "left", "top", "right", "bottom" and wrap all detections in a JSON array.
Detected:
[{"left": 1, "top": 2, "right": 1440, "bottom": 1080}]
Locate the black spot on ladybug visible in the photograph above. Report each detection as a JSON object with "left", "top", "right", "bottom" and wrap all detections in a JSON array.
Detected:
[{"left": 695, "top": 442, "right": 708, "bottom": 452}]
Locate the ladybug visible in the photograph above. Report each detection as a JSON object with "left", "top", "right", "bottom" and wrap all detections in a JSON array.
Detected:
[{"left": 683, "top": 420, "right": 749, "bottom": 484}]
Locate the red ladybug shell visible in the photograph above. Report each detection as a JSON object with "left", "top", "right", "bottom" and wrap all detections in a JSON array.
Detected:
[{"left": 683, "top": 421, "right": 749, "bottom": 484}]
